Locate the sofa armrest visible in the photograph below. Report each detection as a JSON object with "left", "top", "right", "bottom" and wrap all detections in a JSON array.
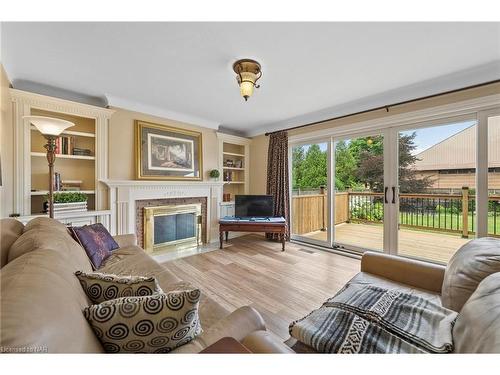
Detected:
[
  {"left": 361, "top": 252, "right": 446, "bottom": 293},
  {"left": 199, "top": 306, "right": 266, "bottom": 345},
  {"left": 242, "top": 331, "right": 295, "bottom": 353},
  {"left": 172, "top": 306, "right": 266, "bottom": 353},
  {"left": 113, "top": 234, "right": 137, "bottom": 248}
]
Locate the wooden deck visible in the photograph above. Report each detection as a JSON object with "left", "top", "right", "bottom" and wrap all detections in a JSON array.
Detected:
[
  {"left": 160, "top": 234, "right": 360, "bottom": 340},
  {"left": 302, "top": 222, "right": 470, "bottom": 263}
]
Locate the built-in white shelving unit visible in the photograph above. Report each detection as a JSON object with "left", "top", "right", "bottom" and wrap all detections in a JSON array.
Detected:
[
  {"left": 216, "top": 132, "right": 251, "bottom": 218},
  {"left": 10, "top": 89, "right": 115, "bottom": 228}
]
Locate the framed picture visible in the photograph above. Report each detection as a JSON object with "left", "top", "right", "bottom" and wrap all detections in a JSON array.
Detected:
[{"left": 135, "top": 120, "right": 203, "bottom": 180}]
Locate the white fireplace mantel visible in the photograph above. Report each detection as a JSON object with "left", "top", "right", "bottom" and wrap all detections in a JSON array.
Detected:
[{"left": 101, "top": 180, "right": 225, "bottom": 242}]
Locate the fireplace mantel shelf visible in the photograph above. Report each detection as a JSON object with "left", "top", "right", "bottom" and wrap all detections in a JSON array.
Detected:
[{"left": 101, "top": 179, "right": 226, "bottom": 188}]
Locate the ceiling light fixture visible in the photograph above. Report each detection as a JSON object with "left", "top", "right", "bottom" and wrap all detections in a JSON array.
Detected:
[{"left": 232, "top": 59, "right": 262, "bottom": 101}]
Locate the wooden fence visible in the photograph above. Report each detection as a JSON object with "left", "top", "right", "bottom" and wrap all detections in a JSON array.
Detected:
[
  {"left": 292, "top": 189, "right": 500, "bottom": 237},
  {"left": 291, "top": 192, "right": 348, "bottom": 234}
]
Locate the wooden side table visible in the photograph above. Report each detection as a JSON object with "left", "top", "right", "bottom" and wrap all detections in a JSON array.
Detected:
[
  {"left": 218, "top": 218, "right": 287, "bottom": 251},
  {"left": 199, "top": 337, "right": 251, "bottom": 354}
]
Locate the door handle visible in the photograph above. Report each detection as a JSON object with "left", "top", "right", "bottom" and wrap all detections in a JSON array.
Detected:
[
  {"left": 384, "top": 187, "right": 389, "bottom": 204},
  {"left": 392, "top": 187, "right": 396, "bottom": 204}
]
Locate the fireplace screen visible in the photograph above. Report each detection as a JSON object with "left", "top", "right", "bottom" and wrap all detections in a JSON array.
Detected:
[{"left": 143, "top": 204, "right": 202, "bottom": 253}]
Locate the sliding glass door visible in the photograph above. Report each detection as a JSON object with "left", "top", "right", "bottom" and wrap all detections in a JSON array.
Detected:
[
  {"left": 289, "top": 108, "right": 500, "bottom": 263},
  {"left": 290, "top": 140, "right": 331, "bottom": 246},
  {"left": 395, "top": 119, "right": 478, "bottom": 263},
  {"left": 332, "top": 132, "right": 387, "bottom": 253}
]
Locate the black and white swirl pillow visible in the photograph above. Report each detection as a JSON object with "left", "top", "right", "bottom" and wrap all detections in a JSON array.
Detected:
[
  {"left": 83, "top": 289, "right": 202, "bottom": 353},
  {"left": 75, "top": 271, "right": 163, "bottom": 304}
]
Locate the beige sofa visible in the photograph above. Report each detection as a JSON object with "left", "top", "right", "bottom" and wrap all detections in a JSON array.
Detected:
[
  {"left": 0, "top": 217, "right": 292, "bottom": 353},
  {"left": 289, "top": 237, "right": 500, "bottom": 353}
]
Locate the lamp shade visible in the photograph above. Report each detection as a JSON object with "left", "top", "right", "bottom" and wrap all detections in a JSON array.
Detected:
[
  {"left": 232, "top": 59, "right": 262, "bottom": 101},
  {"left": 24, "top": 116, "right": 74, "bottom": 136}
]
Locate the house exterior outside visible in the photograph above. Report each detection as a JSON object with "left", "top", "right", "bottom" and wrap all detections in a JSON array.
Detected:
[{"left": 413, "top": 117, "right": 500, "bottom": 193}]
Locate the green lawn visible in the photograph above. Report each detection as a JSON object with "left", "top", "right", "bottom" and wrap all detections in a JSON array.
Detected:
[
  {"left": 400, "top": 212, "right": 500, "bottom": 235},
  {"left": 354, "top": 212, "right": 500, "bottom": 235}
]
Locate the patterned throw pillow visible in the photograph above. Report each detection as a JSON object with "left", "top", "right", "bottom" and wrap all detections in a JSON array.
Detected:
[
  {"left": 70, "top": 223, "right": 119, "bottom": 269},
  {"left": 83, "top": 289, "right": 202, "bottom": 353},
  {"left": 75, "top": 271, "right": 163, "bottom": 304}
]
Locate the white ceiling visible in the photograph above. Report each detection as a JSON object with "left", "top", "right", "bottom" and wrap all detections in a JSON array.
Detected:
[{"left": 1, "top": 22, "right": 499, "bottom": 136}]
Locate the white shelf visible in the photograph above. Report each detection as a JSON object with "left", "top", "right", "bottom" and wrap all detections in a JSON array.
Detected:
[
  {"left": 31, "top": 125, "right": 95, "bottom": 138},
  {"left": 223, "top": 181, "right": 245, "bottom": 184},
  {"left": 31, "top": 190, "right": 95, "bottom": 196},
  {"left": 223, "top": 167, "right": 245, "bottom": 171},
  {"left": 220, "top": 201, "right": 235, "bottom": 206},
  {"left": 223, "top": 152, "right": 245, "bottom": 157},
  {"left": 31, "top": 152, "right": 95, "bottom": 160}
]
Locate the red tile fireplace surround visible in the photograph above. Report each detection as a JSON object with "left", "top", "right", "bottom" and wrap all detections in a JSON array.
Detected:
[{"left": 135, "top": 197, "right": 208, "bottom": 248}]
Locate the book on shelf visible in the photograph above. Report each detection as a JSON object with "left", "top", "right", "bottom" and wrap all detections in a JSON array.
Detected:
[
  {"left": 61, "top": 180, "right": 83, "bottom": 191},
  {"left": 54, "top": 136, "right": 76, "bottom": 155},
  {"left": 52, "top": 172, "right": 62, "bottom": 191},
  {"left": 72, "top": 147, "right": 92, "bottom": 156}
]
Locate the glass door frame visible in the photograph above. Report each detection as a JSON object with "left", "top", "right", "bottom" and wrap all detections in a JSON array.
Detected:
[
  {"left": 288, "top": 137, "right": 333, "bottom": 247},
  {"left": 385, "top": 113, "right": 478, "bottom": 258},
  {"left": 287, "top": 100, "right": 500, "bottom": 261},
  {"left": 386, "top": 110, "right": 500, "bottom": 260},
  {"left": 329, "top": 128, "right": 392, "bottom": 254}
]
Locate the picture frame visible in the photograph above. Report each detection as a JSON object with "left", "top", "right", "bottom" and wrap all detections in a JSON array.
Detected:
[{"left": 135, "top": 120, "right": 203, "bottom": 180}]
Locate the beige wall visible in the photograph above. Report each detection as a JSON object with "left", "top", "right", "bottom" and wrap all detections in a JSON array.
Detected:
[
  {"left": 108, "top": 108, "right": 219, "bottom": 181},
  {"left": 248, "top": 82, "right": 500, "bottom": 194},
  {"left": 249, "top": 134, "right": 268, "bottom": 194},
  {"left": 0, "top": 65, "right": 13, "bottom": 217}
]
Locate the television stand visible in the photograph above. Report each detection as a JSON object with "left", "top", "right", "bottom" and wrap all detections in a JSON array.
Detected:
[{"left": 218, "top": 217, "right": 287, "bottom": 251}]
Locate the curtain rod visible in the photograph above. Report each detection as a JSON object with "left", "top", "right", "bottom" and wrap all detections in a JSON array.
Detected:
[{"left": 265, "top": 79, "right": 500, "bottom": 136}]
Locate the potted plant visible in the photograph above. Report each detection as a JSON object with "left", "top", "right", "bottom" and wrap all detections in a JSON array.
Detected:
[
  {"left": 44, "top": 192, "right": 88, "bottom": 214},
  {"left": 209, "top": 169, "right": 220, "bottom": 181}
]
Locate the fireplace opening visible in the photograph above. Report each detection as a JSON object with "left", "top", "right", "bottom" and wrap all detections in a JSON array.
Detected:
[{"left": 144, "top": 204, "right": 202, "bottom": 253}]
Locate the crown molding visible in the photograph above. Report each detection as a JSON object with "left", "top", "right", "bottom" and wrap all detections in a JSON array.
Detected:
[
  {"left": 216, "top": 131, "right": 252, "bottom": 145},
  {"left": 10, "top": 88, "right": 115, "bottom": 118},
  {"left": 106, "top": 95, "right": 220, "bottom": 130},
  {"left": 288, "top": 93, "right": 500, "bottom": 143}
]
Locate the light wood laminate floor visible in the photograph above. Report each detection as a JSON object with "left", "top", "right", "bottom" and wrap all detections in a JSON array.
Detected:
[{"left": 161, "top": 234, "right": 360, "bottom": 340}]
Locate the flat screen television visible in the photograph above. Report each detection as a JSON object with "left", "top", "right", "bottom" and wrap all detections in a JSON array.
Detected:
[{"left": 235, "top": 195, "right": 274, "bottom": 218}]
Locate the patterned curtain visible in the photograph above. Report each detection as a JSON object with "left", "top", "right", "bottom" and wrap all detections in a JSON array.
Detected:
[{"left": 266, "top": 131, "right": 290, "bottom": 240}]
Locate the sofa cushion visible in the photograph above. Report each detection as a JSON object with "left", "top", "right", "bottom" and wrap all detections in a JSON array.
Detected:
[
  {"left": 8, "top": 220, "right": 93, "bottom": 271},
  {"left": 0, "top": 248, "right": 102, "bottom": 353},
  {"left": 70, "top": 223, "right": 119, "bottom": 269},
  {"left": 452, "top": 272, "right": 500, "bottom": 353},
  {"left": 24, "top": 217, "right": 69, "bottom": 234},
  {"left": 0, "top": 219, "right": 24, "bottom": 268},
  {"left": 83, "top": 289, "right": 202, "bottom": 353},
  {"left": 348, "top": 272, "right": 442, "bottom": 305},
  {"left": 75, "top": 271, "right": 163, "bottom": 304},
  {"left": 441, "top": 237, "right": 500, "bottom": 312}
]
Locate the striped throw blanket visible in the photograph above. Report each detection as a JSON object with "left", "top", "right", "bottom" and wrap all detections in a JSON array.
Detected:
[{"left": 289, "top": 283, "right": 457, "bottom": 353}]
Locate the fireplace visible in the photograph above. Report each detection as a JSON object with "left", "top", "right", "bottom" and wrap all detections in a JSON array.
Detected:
[{"left": 143, "top": 203, "right": 202, "bottom": 253}]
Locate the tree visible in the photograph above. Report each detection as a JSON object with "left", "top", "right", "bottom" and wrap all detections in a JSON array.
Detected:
[
  {"left": 398, "top": 132, "right": 432, "bottom": 193},
  {"left": 292, "top": 144, "right": 327, "bottom": 189},
  {"left": 355, "top": 132, "right": 431, "bottom": 193},
  {"left": 335, "top": 140, "right": 357, "bottom": 191},
  {"left": 292, "top": 146, "right": 305, "bottom": 189}
]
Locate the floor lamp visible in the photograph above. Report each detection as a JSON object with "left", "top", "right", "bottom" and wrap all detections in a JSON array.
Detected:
[{"left": 24, "top": 116, "right": 75, "bottom": 219}]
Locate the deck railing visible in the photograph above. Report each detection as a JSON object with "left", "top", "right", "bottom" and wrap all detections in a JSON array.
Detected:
[{"left": 291, "top": 188, "right": 500, "bottom": 237}]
